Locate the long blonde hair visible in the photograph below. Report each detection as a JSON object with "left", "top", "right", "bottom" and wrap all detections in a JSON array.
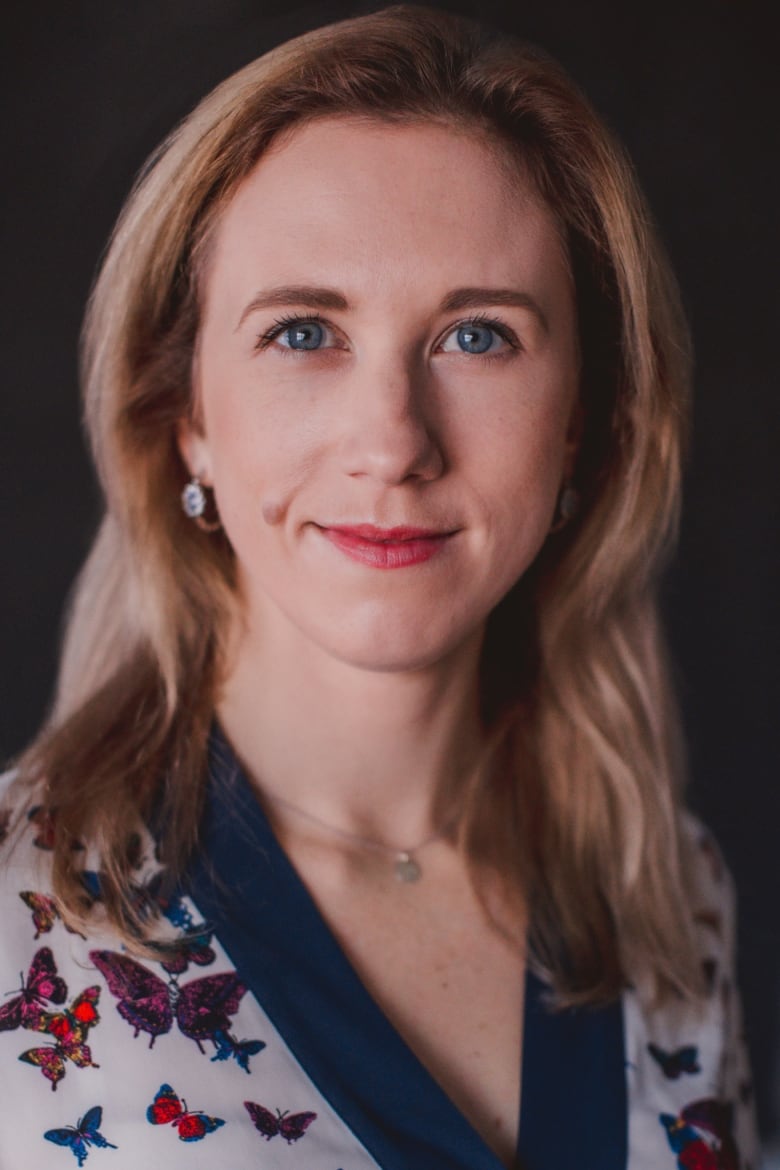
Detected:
[{"left": 15, "top": 4, "right": 700, "bottom": 1003}]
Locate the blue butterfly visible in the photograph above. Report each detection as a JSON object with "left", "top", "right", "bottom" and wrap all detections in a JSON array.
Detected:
[
  {"left": 211, "top": 1028, "right": 266, "bottom": 1072},
  {"left": 44, "top": 1105, "right": 117, "bottom": 1166},
  {"left": 647, "top": 1042, "right": 701, "bottom": 1079}
]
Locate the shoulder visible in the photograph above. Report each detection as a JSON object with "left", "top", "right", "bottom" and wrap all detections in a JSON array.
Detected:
[
  {"left": 0, "top": 767, "right": 53, "bottom": 883},
  {"left": 0, "top": 768, "right": 69, "bottom": 968},
  {"left": 677, "top": 809, "right": 739, "bottom": 980},
  {"left": 622, "top": 810, "right": 760, "bottom": 1169}
]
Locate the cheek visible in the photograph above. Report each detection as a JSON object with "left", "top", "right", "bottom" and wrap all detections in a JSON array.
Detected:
[
  {"left": 201, "top": 385, "right": 318, "bottom": 530},
  {"left": 467, "top": 398, "right": 572, "bottom": 516},
  {"left": 467, "top": 401, "right": 574, "bottom": 593}
]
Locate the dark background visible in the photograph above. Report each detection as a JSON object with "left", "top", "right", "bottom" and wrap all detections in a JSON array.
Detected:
[{"left": 2, "top": 0, "right": 778, "bottom": 1149}]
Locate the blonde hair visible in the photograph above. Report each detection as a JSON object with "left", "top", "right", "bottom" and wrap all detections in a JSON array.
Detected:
[{"left": 16, "top": 4, "right": 700, "bottom": 1002}]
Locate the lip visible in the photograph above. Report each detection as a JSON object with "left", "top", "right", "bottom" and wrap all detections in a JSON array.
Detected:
[{"left": 318, "top": 524, "right": 457, "bottom": 569}]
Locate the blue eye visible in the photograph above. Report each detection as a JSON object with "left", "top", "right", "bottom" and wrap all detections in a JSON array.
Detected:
[
  {"left": 278, "top": 321, "right": 325, "bottom": 350},
  {"left": 456, "top": 325, "right": 494, "bottom": 354},
  {"left": 439, "top": 319, "right": 513, "bottom": 356}
]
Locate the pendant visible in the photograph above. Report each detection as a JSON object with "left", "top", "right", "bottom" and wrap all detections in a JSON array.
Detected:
[{"left": 394, "top": 852, "right": 421, "bottom": 883}]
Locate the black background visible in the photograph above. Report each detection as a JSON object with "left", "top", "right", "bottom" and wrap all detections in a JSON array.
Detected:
[{"left": 2, "top": 0, "right": 778, "bottom": 1145}]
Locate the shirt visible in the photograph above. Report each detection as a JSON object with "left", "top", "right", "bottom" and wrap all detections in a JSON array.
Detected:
[{"left": 0, "top": 732, "right": 759, "bottom": 1169}]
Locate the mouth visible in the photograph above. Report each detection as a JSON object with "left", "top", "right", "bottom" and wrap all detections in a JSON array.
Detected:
[{"left": 317, "top": 524, "right": 458, "bottom": 569}]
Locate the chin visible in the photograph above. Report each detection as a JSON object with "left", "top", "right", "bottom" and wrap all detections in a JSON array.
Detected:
[{"left": 306, "top": 605, "right": 485, "bottom": 675}]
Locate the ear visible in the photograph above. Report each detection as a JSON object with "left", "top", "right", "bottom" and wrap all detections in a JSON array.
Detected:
[{"left": 176, "top": 417, "right": 213, "bottom": 485}]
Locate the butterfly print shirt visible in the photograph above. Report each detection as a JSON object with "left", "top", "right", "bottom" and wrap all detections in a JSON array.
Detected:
[{"left": 0, "top": 736, "right": 759, "bottom": 1170}]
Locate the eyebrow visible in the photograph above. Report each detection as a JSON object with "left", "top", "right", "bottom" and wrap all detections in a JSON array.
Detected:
[
  {"left": 440, "top": 287, "right": 549, "bottom": 333},
  {"left": 236, "top": 284, "right": 549, "bottom": 333},
  {"left": 237, "top": 286, "right": 349, "bottom": 329}
]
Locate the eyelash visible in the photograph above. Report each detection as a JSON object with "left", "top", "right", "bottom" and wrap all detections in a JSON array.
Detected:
[
  {"left": 255, "top": 313, "right": 329, "bottom": 352},
  {"left": 254, "top": 312, "right": 520, "bottom": 359}
]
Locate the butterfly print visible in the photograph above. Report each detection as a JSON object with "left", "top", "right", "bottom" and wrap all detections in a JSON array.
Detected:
[
  {"left": 89, "top": 949, "right": 245, "bottom": 1051},
  {"left": 19, "top": 984, "right": 101, "bottom": 1090},
  {"left": 156, "top": 891, "right": 216, "bottom": 974},
  {"left": 158, "top": 931, "right": 216, "bottom": 977},
  {"left": 20, "top": 891, "right": 59, "bottom": 938},
  {"left": 648, "top": 1043, "right": 701, "bottom": 1079},
  {"left": 38, "top": 985, "right": 101, "bottom": 1047},
  {"left": 660, "top": 1113, "right": 721, "bottom": 1169},
  {"left": 210, "top": 1028, "right": 266, "bottom": 1073},
  {"left": 82, "top": 872, "right": 216, "bottom": 975},
  {"left": 27, "top": 805, "right": 85, "bottom": 853},
  {"left": 19, "top": 891, "right": 86, "bottom": 941},
  {"left": 660, "top": 1098, "right": 740, "bottom": 1170},
  {"left": 147, "top": 1083, "right": 224, "bottom": 1142},
  {"left": 0, "top": 946, "right": 67, "bottom": 1032},
  {"left": 27, "top": 805, "right": 56, "bottom": 851},
  {"left": 44, "top": 1104, "right": 116, "bottom": 1166},
  {"left": 244, "top": 1101, "right": 317, "bottom": 1143},
  {"left": 84, "top": 867, "right": 163, "bottom": 919},
  {"left": 79, "top": 871, "right": 103, "bottom": 904}
]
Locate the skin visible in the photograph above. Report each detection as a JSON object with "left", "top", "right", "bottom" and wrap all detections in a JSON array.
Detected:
[{"left": 179, "top": 116, "right": 580, "bottom": 1164}]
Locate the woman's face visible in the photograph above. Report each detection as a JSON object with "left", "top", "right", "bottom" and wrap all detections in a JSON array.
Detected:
[{"left": 180, "top": 117, "right": 580, "bottom": 673}]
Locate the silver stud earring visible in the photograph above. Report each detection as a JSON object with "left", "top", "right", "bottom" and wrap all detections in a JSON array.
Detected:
[
  {"left": 550, "top": 483, "right": 581, "bottom": 533},
  {"left": 181, "top": 477, "right": 221, "bottom": 532}
]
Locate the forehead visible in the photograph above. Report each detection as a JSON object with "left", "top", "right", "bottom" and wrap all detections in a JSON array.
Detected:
[{"left": 201, "top": 116, "right": 570, "bottom": 312}]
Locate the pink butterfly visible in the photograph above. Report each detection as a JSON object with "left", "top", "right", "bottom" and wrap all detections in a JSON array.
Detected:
[
  {"left": 89, "top": 949, "right": 245, "bottom": 1050},
  {"left": 244, "top": 1101, "right": 317, "bottom": 1143},
  {"left": 0, "top": 947, "right": 68, "bottom": 1032},
  {"left": 19, "top": 891, "right": 85, "bottom": 941},
  {"left": 19, "top": 891, "right": 59, "bottom": 938}
]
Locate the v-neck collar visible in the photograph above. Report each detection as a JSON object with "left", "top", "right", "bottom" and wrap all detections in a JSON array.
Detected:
[{"left": 184, "top": 728, "right": 627, "bottom": 1170}]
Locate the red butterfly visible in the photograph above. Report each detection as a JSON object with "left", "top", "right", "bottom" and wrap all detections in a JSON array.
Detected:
[
  {"left": 19, "top": 984, "right": 101, "bottom": 1090},
  {"left": 147, "top": 1083, "right": 224, "bottom": 1142},
  {"left": 660, "top": 1098, "right": 740, "bottom": 1170},
  {"left": 0, "top": 947, "right": 67, "bottom": 1032},
  {"left": 244, "top": 1100, "right": 317, "bottom": 1143},
  {"left": 27, "top": 805, "right": 57, "bottom": 851},
  {"left": 26, "top": 806, "right": 85, "bottom": 853}
]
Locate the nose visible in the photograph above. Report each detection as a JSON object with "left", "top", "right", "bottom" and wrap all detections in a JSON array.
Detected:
[{"left": 338, "top": 355, "right": 444, "bottom": 485}]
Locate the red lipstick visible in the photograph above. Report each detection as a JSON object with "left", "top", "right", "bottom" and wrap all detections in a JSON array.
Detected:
[{"left": 320, "top": 524, "right": 455, "bottom": 569}]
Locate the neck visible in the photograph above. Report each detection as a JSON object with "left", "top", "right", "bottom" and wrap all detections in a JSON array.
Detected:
[{"left": 216, "top": 613, "right": 485, "bottom": 850}]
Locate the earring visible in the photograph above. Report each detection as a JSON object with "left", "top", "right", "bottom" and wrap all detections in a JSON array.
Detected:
[
  {"left": 550, "top": 482, "right": 581, "bottom": 533},
  {"left": 181, "top": 476, "right": 221, "bottom": 532}
]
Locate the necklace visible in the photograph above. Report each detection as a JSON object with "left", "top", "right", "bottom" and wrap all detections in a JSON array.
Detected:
[{"left": 261, "top": 789, "right": 453, "bottom": 883}]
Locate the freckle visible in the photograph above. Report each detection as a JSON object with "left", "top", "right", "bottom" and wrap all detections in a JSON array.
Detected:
[
  {"left": 440, "top": 981, "right": 449, "bottom": 989},
  {"left": 262, "top": 500, "right": 284, "bottom": 524}
]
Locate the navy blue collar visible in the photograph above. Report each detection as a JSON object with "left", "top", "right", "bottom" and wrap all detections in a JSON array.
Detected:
[{"left": 184, "top": 728, "right": 626, "bottom": 1170}]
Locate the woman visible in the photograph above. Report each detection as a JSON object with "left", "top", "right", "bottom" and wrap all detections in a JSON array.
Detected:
[{"left": 0, "top": 6, "right": 758, "bottom": 1168}]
